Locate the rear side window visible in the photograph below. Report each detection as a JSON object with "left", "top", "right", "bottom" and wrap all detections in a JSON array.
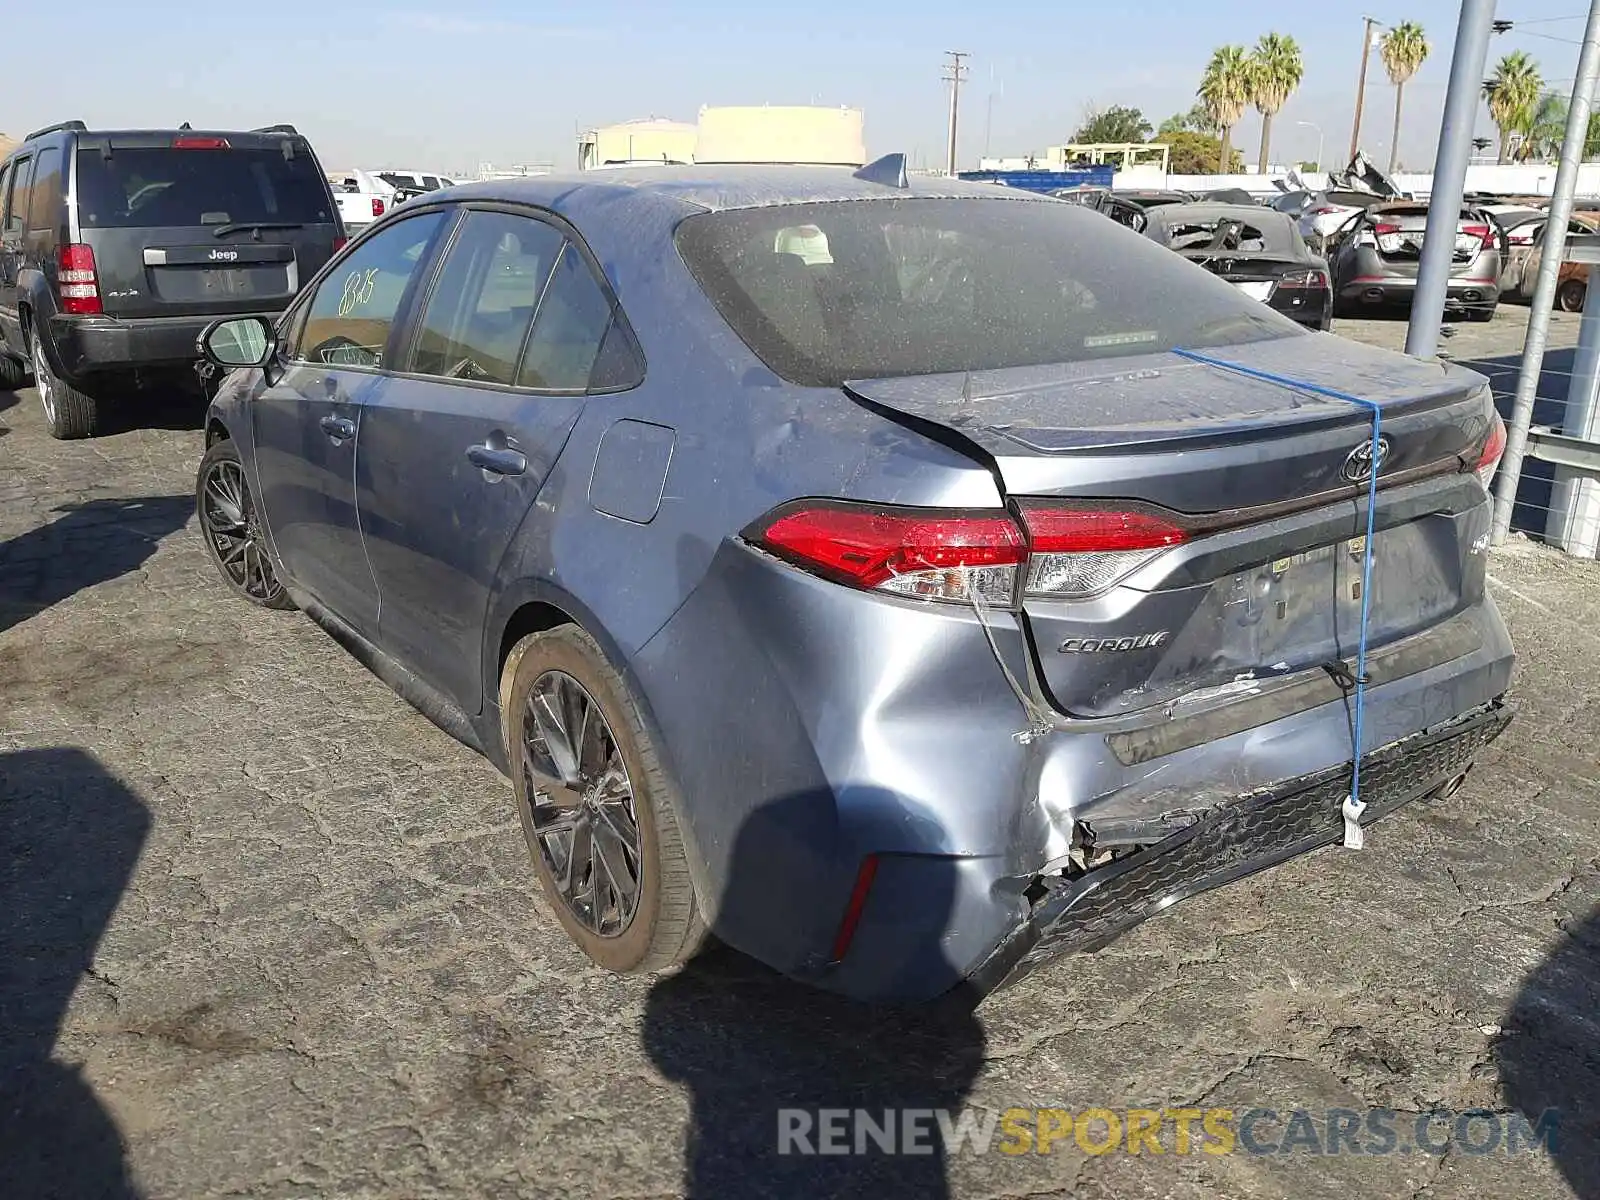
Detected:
[
  {"left": 3, "top": 158, "right": 33, "bottom": 233},
  {"left": 675, "top": 197, "right": 1303, "bottom": 387},
  {"left": 410, "top": 210, "right": 565, "bottom": 384},
  {"left": 516, "top": 242, "right": 617, "bottom": 390},
  {"left": 27, "top": 147, "right": 61, "bottom": 232},
  {"left": 295, "top": 212, "right": 446, "bottom": 367},
  {"left": 73, "top": 146, "right": 335, "bottom": 229}
]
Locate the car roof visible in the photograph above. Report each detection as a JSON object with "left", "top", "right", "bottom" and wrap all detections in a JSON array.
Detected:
[
  {"left": 15, "top": 127, "right": 310, "bottom": 152},
  {"left": 438, "top": 164, "right": 1051, "bottom": 217}
]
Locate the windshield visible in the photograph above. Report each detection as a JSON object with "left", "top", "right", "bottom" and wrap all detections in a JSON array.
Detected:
[
  {"left": 74, "top": 147, "right": 335, "bottom": 229},
  {"left": 675, "top": 197, "right": 1303, "bottom": 387}
]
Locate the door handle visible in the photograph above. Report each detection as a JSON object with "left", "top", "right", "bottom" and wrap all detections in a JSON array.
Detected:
[
  {"left": 467, "top": 444, "right": 527, "bottom": 478},
  {"left": 320, "top": 414, "right": 356, "bottom": 441}
]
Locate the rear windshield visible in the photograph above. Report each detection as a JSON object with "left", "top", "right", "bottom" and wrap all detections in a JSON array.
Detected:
[
  {"left": 1150, "top": 210, "right": 1298, "bottom": 254},
  {"left": 675, "top": 197, "right": 1304, "bottom": 387},
  {"left": 74, "top": 147, "right": 335, "bottom": 229}
]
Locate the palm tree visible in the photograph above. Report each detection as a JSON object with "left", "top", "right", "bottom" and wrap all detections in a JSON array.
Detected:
[
  {"left": 1248, "top": 33, "right": 1304, "bottom": 174},
  {"left": 1380, "top": 21, "right": 1429, "bottom": 172},
  {"left": 1199, "top": 45, "right": 1253, "bottom": 173},
  {"left": 1483, "top": 51, "right": 1543, "bottom": 163},
  {"left": 1520, "top": 93, "right": 1568, "bottom": 160}
]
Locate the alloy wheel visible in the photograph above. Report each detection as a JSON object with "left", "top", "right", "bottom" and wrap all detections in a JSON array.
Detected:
[
  {"left": 30, "top": 332, "right": 56, "bottom": 427},
  {"left": 200, "top": 458, "right": 281, "bottom": 602},
  {"left": 521, "top": 670, "right": 643, "bottom": 937}
]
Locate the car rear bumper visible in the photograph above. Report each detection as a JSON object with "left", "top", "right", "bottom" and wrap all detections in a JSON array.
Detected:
[
  {"left": 1338, "top": 276, "right": 1499, "bottom": 309},
  {"left": 47, "top": 311, "right": 283, "bottom": 377},
  {"left": 967, "top": 698, "right": 1513, "bottom": 995},
  {"left": 631, "top": 532, "right": 1517, "bottom": 1004}
]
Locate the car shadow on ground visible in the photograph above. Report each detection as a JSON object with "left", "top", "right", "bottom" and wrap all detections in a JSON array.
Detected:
[
  {"left": 0, "top": 495, "right": 193, "bottom": 635},
  {"left": 642, "top": 790, "right": 987, "bottom": 1199},
  {"left": 1498, "top": 902, "right": 1600, "bottom": 1198},
  {"left": 1453, "top": 346, "right": 1576, "bottom": 539},
  {"left": 0, "top": 747, "right": 151, "bottom": 1198},
  {"left": 88, "top": 375, "right": 210, "bottom": 435}
]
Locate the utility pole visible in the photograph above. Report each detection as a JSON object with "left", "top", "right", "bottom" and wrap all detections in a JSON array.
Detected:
[
  {"left": 1494, "top": 0, "right": 1600, "bottom": 543},
  {"left": 1349, "top": 17, "right": 1380, "bottom": 161},
  {"left": 944, "top": 51, "right": 969, "bottom": 177},
  {"left": 1405, "top": 0, "right": 1500, "bottom": 360}
]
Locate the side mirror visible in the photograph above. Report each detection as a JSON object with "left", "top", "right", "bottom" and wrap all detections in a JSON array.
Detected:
[{"left": 199, "top": 316, "right": 277, "bottom": 369}]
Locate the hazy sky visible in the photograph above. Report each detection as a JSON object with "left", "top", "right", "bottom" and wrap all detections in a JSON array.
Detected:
[{"left": 4, "top": 1, "right": 1593, "bottom": 174}]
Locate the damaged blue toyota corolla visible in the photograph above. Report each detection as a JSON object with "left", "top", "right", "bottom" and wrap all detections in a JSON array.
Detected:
[{"left": 193, "top": 158, "right": 1514, "bottom": 1002}]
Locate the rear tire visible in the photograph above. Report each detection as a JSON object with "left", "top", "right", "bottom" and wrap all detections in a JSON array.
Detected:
[
  {"left": 0, "top": 351, "right": 28, "bottom": 391},
  {"left": 1558, "top": 279, "right": 1587, "bottom": 313},
  {"left": 30, "top": 327, "right": 102, "bottom": 439},
  {"left": 500, "top": 624, "right": 705, "bottom": 974}
]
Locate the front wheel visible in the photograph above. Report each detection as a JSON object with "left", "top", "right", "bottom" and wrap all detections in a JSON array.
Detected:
[
  {"left": 1558, "top": 278, "right": 1587, "bottom": 313},
  {"left": 500, "top": 625, "right": 704, "bottom": 974},
  {"left": 195, "top": 440, "right": 294, "bottom": 609}
]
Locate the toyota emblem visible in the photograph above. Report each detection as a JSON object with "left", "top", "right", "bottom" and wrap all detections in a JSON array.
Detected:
[{"left": 1340, "top": 436, "right": 1392, "bottom": 484}]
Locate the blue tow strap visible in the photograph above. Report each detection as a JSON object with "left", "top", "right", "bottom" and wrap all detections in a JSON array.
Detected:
[{"left": 1173, "top": 348, "right": 1382, "bottom": 849}]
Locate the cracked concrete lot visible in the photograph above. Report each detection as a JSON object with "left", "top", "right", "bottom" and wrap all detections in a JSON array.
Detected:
[{"left": 1, "top": 309, "right": 1597, "bottom": 1200}]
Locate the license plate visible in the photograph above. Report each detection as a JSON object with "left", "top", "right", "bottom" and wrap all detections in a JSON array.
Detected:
[
  {"left": 1234, "top": 280, "right": 1273, "bottom": 300},
  {"left": 203, "top": 269, "right": 251, "bottom": 296}
]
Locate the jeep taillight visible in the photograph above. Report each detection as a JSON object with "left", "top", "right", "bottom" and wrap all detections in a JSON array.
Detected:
[
  {"left": 371, "top": 197, "right": 385, "bottom": 218},
  {"left": 749, "top": 500, "right": 1188, "bottom": 605},
  {"left": 58, "top": 243, "right": 102, "bottom": 315}
]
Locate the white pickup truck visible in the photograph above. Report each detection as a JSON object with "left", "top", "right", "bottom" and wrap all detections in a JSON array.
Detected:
[{"left": 327, "top": 169, "right": 392, "bottom": 233}]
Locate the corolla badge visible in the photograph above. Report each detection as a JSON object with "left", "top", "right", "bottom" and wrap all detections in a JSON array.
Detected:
[{"left": 1340, "top": 435, "right": 1392, "bottom": 484}]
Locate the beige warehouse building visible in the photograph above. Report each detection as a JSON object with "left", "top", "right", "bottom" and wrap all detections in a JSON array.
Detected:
[{"left": 579, "top": 106, "right": 865, "bottom": 169}]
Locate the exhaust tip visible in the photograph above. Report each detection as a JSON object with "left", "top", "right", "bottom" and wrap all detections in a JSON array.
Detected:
[
  {"left": 1364, "top": 288, "right": 1383, "bottom": 302},
  {"left": 1430, "top": 768, "right": 1473, "bottom": 801}
]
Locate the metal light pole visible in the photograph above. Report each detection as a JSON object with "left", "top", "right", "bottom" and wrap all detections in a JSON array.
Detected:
[
  {"left": 1404, "top": 0, "right": 1499, "bottom": 361},
  {"left": 1297, "top": 120, "right": 1325, "bottom": 172},
  {"left": 1349, "top": 17, "right": 1382, "bottom": 161},
  {"left": 1494, "top": 0, "right": 1600, "bottom": 542},
  {"left": 943, "top": 51, "right": 970, "bottom": 177}
]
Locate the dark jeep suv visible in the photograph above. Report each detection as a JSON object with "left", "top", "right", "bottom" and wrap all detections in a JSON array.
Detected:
[{"left": 0, "top": 121, "right": 344, "bottom": 438}]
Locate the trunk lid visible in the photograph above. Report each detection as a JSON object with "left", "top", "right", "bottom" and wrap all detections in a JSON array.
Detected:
[{"left": 845, "top": 335, "right": 1497, "bottom": 718}]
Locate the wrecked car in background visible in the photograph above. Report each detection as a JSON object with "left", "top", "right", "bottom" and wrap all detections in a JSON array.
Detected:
[
  {"left": 193, "top": 160, "right": 1514, "bottom": 1003},
  {"left": 1143, "top": 202, "right": 1331, "bottom": 330},
  {"left": 1324, "top": 201, "right": 1504, "bottom": 321}
]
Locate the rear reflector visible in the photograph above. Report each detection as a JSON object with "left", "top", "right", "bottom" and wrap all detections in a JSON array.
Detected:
[
  {"left": 829, "top": 855, "right": 880, "bottom": 963},
  {"left": 57, "top": 244, "right": 102, "bottom": 315},
  {"left": 1475, "top": 411, "right": 1507, "bottom": 489},
  {"left": 371, "top": 197, "right": 385, "bottom": 218},
  {"left": 750, "top": 499, "right": 1189, "bottom": 604},
  {"left": 172, "top": 136, "right": 230, "bottom": 149}
]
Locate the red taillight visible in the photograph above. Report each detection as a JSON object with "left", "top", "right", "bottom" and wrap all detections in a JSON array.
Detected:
[
  {"left": 1273, "top": 268, "right": 1330, "bottom": 291},
  {"left": 750, "top": 500, "right": 1189, "bottom": 604},
  {"left": 755, "top": 502, "right": 1025, "bottom": 603},
  {"left": 1374, "top": 222, "right": 1400, "bottom": 236},
  {"left": 371, "top": 197, "right": 385, "bottom": 218},
  {"left": 1475, "top": 411, "right": 1507, "bottom": 489},
  {"left": 1308, "top": 205, "right": 1340, "bottom": 217},
  {"left": 1018, "top": 504, "right": 1188, "bottom": 552},
  {"left": 829, "top": 855, "right": 880, "bottom": 963},
  {"left": 1462, "top": 222, "right": 1495, "bottom": 248},
  {"left": 172, "top": 136, "right": 230, "bottom": 149},
  {"left": 332, "top": 236, "right": 348, "bottom": 252},
  {"left": 1018, "top": 503, "right": 1188, "bottom": 597},
  {"left": 57, "top": 244, "right": 102, "bottom": 315}
]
